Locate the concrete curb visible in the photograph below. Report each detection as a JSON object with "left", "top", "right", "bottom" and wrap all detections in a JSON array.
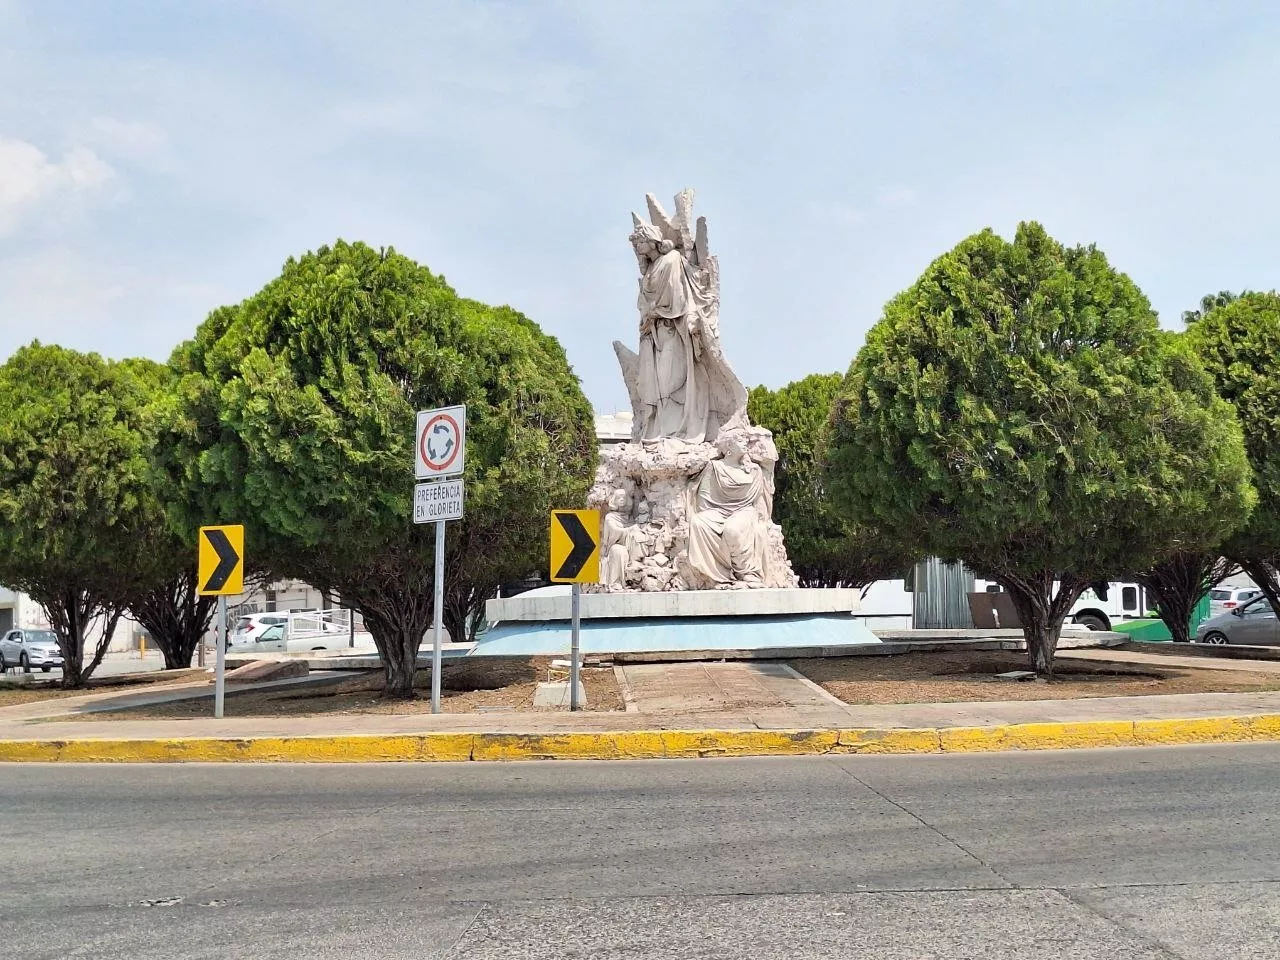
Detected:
[{"left": 3, "top": 713, "right": 1280, "bottom": 763}]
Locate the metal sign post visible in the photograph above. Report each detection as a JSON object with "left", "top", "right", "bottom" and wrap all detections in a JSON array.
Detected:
[
  {"left": 414, "top": 406, "right": 466, "bottom": 716},
  {"left": 570, "top": 583, "right": 582, "bottom": 711},
  {"left": 215, "top": 596, "right": 227, "bottom": 719},
  {"left": 431, "top": 519, "right": 445, "bottom": 714}
]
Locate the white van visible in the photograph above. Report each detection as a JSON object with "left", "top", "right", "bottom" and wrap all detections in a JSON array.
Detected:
[
  {"left": 976, "top": 580, "right": 1146, "bottom": 632},
  {"left": 854, "top": 577, "right": 1146, "bottom": 631}
]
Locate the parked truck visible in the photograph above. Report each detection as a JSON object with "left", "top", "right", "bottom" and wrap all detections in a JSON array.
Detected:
[{"left": 227, "top": 609, "right": 374, "bottom": 655}]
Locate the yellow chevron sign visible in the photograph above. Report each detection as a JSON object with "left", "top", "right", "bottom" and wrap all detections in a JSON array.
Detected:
[
  {"left": 549, "top": 510, "right": 600, "bottom": 584},
  {"left": 198, "top": 525, "right": 244, "bottom": 596}
]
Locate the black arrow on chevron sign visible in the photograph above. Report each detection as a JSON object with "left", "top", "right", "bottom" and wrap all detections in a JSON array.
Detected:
[
  {"left": 554, "top": 512, "right": 597, "bottom": 580},
  {"left": 202, "top": 528, "right": 242, "bottom": 592}
]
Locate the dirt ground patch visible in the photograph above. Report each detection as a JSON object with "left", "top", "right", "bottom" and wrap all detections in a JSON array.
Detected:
[
  {"left": 78, "top": 657, "right": 624, "bottom": 719},
  {"left": 789, "top": 650, "right": 1280, "bottom": 704},
  {"left": 0, "top": 669, "right": 206, "bottom": 708}
]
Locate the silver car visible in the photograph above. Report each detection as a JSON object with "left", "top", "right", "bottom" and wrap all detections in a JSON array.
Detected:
[
  {"left": 1195, "top": 596, "right": 1280, "bottom": 646},
  {"left": 0, "top": 629, "right": 65, "bottom": 672}
]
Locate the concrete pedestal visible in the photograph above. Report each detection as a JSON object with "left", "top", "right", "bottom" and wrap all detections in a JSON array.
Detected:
[
  {"left": 476, "top": 589, "right": 877, "bottom": 657},
  {"left": 486, "top": 588, "right": 861, "bottom": 623}
]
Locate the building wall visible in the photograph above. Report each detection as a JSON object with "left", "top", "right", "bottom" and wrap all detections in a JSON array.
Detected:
[{"left": 0, "top": 586, "right": 142, "bottom": 652}]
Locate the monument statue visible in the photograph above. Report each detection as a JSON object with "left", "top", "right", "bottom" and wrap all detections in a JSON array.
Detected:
[
  {"left": 600, "top": 487, "right": 647, "bottom": 588},
  {"left": 685, "top": 419, "right": 773, "bottom": 586},
  {"left": 614, "top": 192, "right": 748, "bottom": 444},
  {"left": 589, "top": 190, "right": 797, "bottom": 592}
]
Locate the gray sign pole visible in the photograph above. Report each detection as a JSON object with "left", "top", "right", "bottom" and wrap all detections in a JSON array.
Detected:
[
  {"left": 430, "top": 519, "right": 445, "bottom": 714},
  {"left": 214, "top": 595, "right": 227, "bottom": 719},
  {"left": 570, "top": 583, "right": 582, "bottom": 711}
]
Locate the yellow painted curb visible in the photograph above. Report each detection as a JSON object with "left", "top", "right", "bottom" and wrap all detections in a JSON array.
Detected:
[{"left": 3, "top": 714, "right": 1280, "bottom": 763}]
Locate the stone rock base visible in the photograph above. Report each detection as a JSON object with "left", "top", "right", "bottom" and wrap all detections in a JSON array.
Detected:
[{"left": 588, "top": 436, "right": 797, "bottom": 592}]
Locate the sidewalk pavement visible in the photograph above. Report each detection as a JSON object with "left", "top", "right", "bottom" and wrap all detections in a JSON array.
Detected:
[
  {"left": 5, "top": 650, "right": 1280, "bottom": 762},
  {"left": 1059, "top": 647, "right": 1280, "bottom": 673}
]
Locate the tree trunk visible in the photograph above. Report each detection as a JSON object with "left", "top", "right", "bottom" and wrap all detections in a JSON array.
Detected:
[
  {"left": 373, "top": 625, "right": 422, "bottom": 699},
  {"left": 1138, "top": 552, "right": 1235, "bottom": 647},
  {"left": 61, "top": 619, "right": 87, "bottom": 689},
  {"left": 1239, "top": 558, "right": 1280, "bottom": 614},
  {"left": 1002, "top": 573, "right": 1089, "bottom": 677},
  {"left": 1027, "top": 619, "right": 1055, "bottom": 675},
  {"left": 129, "top": 570, "right": 217, "bottom": 670},
  {"left": 45, "top": 588, "right": 117, "bottom": 688},
  {"left": 387, "top": 650, "right": 418, "bottom": 698},
  {"left": 442, "top": 606, "right": 465, "bottom": 652},
  {"left": 160, "top": 645, "right": 187, "bottom": 671},
  {"left": 322, "top": 562, "right": 434, "bottom": 700},
  {"left": 443, "top": 584, "right": 484, "bottom": 647},
  {"left": 1013, "top": 598, "right": 1060, "bottom": 677},
  {"left": 82, "top": 609, "right": 121, "bottom": 682},
  {"left": 51, "top": 587, "right": 90, "bottom": 688},
  {"left": 356, "top": 599, "right": 432, "bottom": 700},
  {"left": 1161, "top": 604, "right": 1193, "bottom": 645}
]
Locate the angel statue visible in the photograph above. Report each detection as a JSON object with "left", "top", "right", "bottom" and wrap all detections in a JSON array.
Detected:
[{"left": 613, "top": 190, "right": 749, "bottom": 444}]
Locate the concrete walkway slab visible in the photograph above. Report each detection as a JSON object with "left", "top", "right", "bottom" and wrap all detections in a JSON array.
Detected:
[
  {"left": 619, "top": 661, "right": 857, "bottom": 727},
  {"left": 1060, "top": 647, "right": 1280, "bottom": 674}
]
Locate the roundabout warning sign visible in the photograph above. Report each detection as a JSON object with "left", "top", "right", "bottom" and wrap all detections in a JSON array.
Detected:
[{"left": 415, "top": 405, "right": 466, "bottom": 479}]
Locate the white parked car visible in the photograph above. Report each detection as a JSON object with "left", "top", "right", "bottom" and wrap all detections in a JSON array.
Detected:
[
  {"left": 0, "top": 628, "right": 64, "bottom": 673},
  {"left": 229, "top": 613, "right": 290, "bottom": 649},
  {"left": 1208, "top": 587, "right": 1263, "bottom": 619}
]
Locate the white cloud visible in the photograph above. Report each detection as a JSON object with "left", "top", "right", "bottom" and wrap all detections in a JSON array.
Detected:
[
  {"left": 805, "top": 200, "right": 865, "bottom": 229},
  {"left": 0, "top": 136, "right": 115, "bottom": 236},
  {"left": 89, "top": 117, "right": 170, "bottom": 165},
  {"left": 877, "top": 185, "right": 919, "bottom": 207},
  {"left": 0, "top": 244, "right": 229, "bottom": 363}
]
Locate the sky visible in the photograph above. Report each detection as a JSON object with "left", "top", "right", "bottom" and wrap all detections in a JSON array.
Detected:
[{"left": 1, "top": 0, "right": 1278, "bottom": 414}]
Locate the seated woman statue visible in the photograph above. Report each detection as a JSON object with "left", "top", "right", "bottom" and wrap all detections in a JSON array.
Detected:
[
  {"left": 600, "top": 488, "right": 647, "bottom": 589},
  {"left": 684, "top": 424, "right": 771, "bottom": 587}
]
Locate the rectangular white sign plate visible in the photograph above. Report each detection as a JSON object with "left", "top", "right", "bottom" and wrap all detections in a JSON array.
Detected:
[{"left": 414, "top": 479, "right": 464, "bottom": 523}]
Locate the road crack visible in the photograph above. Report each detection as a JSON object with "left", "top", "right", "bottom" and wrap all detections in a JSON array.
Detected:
[
  {"left": 1056, "top": 886, "right": 1188, "bottom": 960},
  {"left": 825, "top": 757, "right": 1016, "bottom": 888}
]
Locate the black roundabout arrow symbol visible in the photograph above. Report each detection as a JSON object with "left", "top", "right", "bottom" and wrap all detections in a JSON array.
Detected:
[
  {"left": 555, "top": 513, "right": 596, "bottom": 579},
  {"left": 203, "top": 529, "right": 241, "bottom": 592}
]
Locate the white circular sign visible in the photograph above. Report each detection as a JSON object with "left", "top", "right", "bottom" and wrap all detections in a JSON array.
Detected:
[{"left": 415, "top": 405, "right": 467, "bottom": 479}]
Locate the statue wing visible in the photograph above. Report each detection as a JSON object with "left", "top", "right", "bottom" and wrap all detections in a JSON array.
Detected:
[
  {"left": 645, "top": 194, "right": 682, "bottom": 248},
  {"left": 672, "top": 190, "right": 696, "bottom": 256},
  {"left": 694, "top": 216, "right": 709, "bottom": 267},
  {"left": 612, "top": 340, "right": 645, "bottom": 442}
]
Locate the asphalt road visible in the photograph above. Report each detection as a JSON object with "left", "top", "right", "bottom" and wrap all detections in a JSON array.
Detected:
[{"left": 3, "top": 745, "right": 1278, "bottom": 959}]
